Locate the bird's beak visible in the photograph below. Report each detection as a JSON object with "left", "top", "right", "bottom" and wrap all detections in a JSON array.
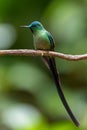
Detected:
[
  {"left": 28, "top": 24, "right": 32, "bottom": 28},
  {"left": 20, "top": 25, "right": 29, "bottom": 28}
]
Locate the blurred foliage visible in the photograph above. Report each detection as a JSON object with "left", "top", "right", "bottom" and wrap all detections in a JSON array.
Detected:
[{"left": 0, "top": 0, "right": 87, "bottom": 130}]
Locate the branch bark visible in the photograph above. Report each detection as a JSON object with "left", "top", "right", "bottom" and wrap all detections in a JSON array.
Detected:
[{"left": 0, "top": 49, "right": 87, "bottom": 61}]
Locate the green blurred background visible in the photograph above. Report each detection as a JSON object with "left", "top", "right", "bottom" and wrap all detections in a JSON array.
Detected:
[{"left": 0, "top": 0, "right": 87, "bottom": 130}]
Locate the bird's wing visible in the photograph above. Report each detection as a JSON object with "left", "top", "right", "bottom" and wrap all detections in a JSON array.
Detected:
[
  {"left": 47, "top": 32, "right": 55, "bottom": 50},
  {"left": 41, "top": 31, "right": 55, "bottom": 69}
]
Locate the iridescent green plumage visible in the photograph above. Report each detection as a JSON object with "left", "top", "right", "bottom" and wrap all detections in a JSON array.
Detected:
[
  {"left": 29, "top": 22, "right": 54, "bottom": 50},
  {"left": 21, "top": 21, "right": 79, "bottom": 126}
]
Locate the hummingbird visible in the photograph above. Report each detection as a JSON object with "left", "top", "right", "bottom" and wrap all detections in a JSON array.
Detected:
[{"left": 21, "top": 21, "right": 79, "bottom": 126}]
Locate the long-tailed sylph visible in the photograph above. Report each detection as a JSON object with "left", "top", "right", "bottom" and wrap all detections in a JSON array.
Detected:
[{"left": 21, "top": 21, "right": 79, "bottom": 126}]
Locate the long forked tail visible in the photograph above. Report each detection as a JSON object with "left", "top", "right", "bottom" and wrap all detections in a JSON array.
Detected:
[{"left": 45, "top": 57, "right": 80, "bottom": 127}]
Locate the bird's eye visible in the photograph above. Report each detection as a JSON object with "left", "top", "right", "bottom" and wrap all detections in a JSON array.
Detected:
[{"left": 32, "top": 24, "right": 37, "bottom": 28}]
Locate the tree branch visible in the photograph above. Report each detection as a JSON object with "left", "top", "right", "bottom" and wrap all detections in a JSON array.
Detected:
[{"left": 0, "top": 49, "right": 87, "bottom": 61}]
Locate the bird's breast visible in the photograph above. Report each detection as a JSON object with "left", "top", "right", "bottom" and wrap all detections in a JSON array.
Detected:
[{"left": 34, "top": 35, "right": 50, "bottom": 50}]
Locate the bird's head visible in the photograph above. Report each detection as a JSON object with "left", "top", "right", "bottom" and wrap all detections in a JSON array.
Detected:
[{"left": 21, "top": 21, "right": 44, "bottom": 33}]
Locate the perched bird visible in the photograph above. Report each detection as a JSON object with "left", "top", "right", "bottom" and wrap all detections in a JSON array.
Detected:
[{"left": 21, "top": 21, "right": 79, "bottom": 126}]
